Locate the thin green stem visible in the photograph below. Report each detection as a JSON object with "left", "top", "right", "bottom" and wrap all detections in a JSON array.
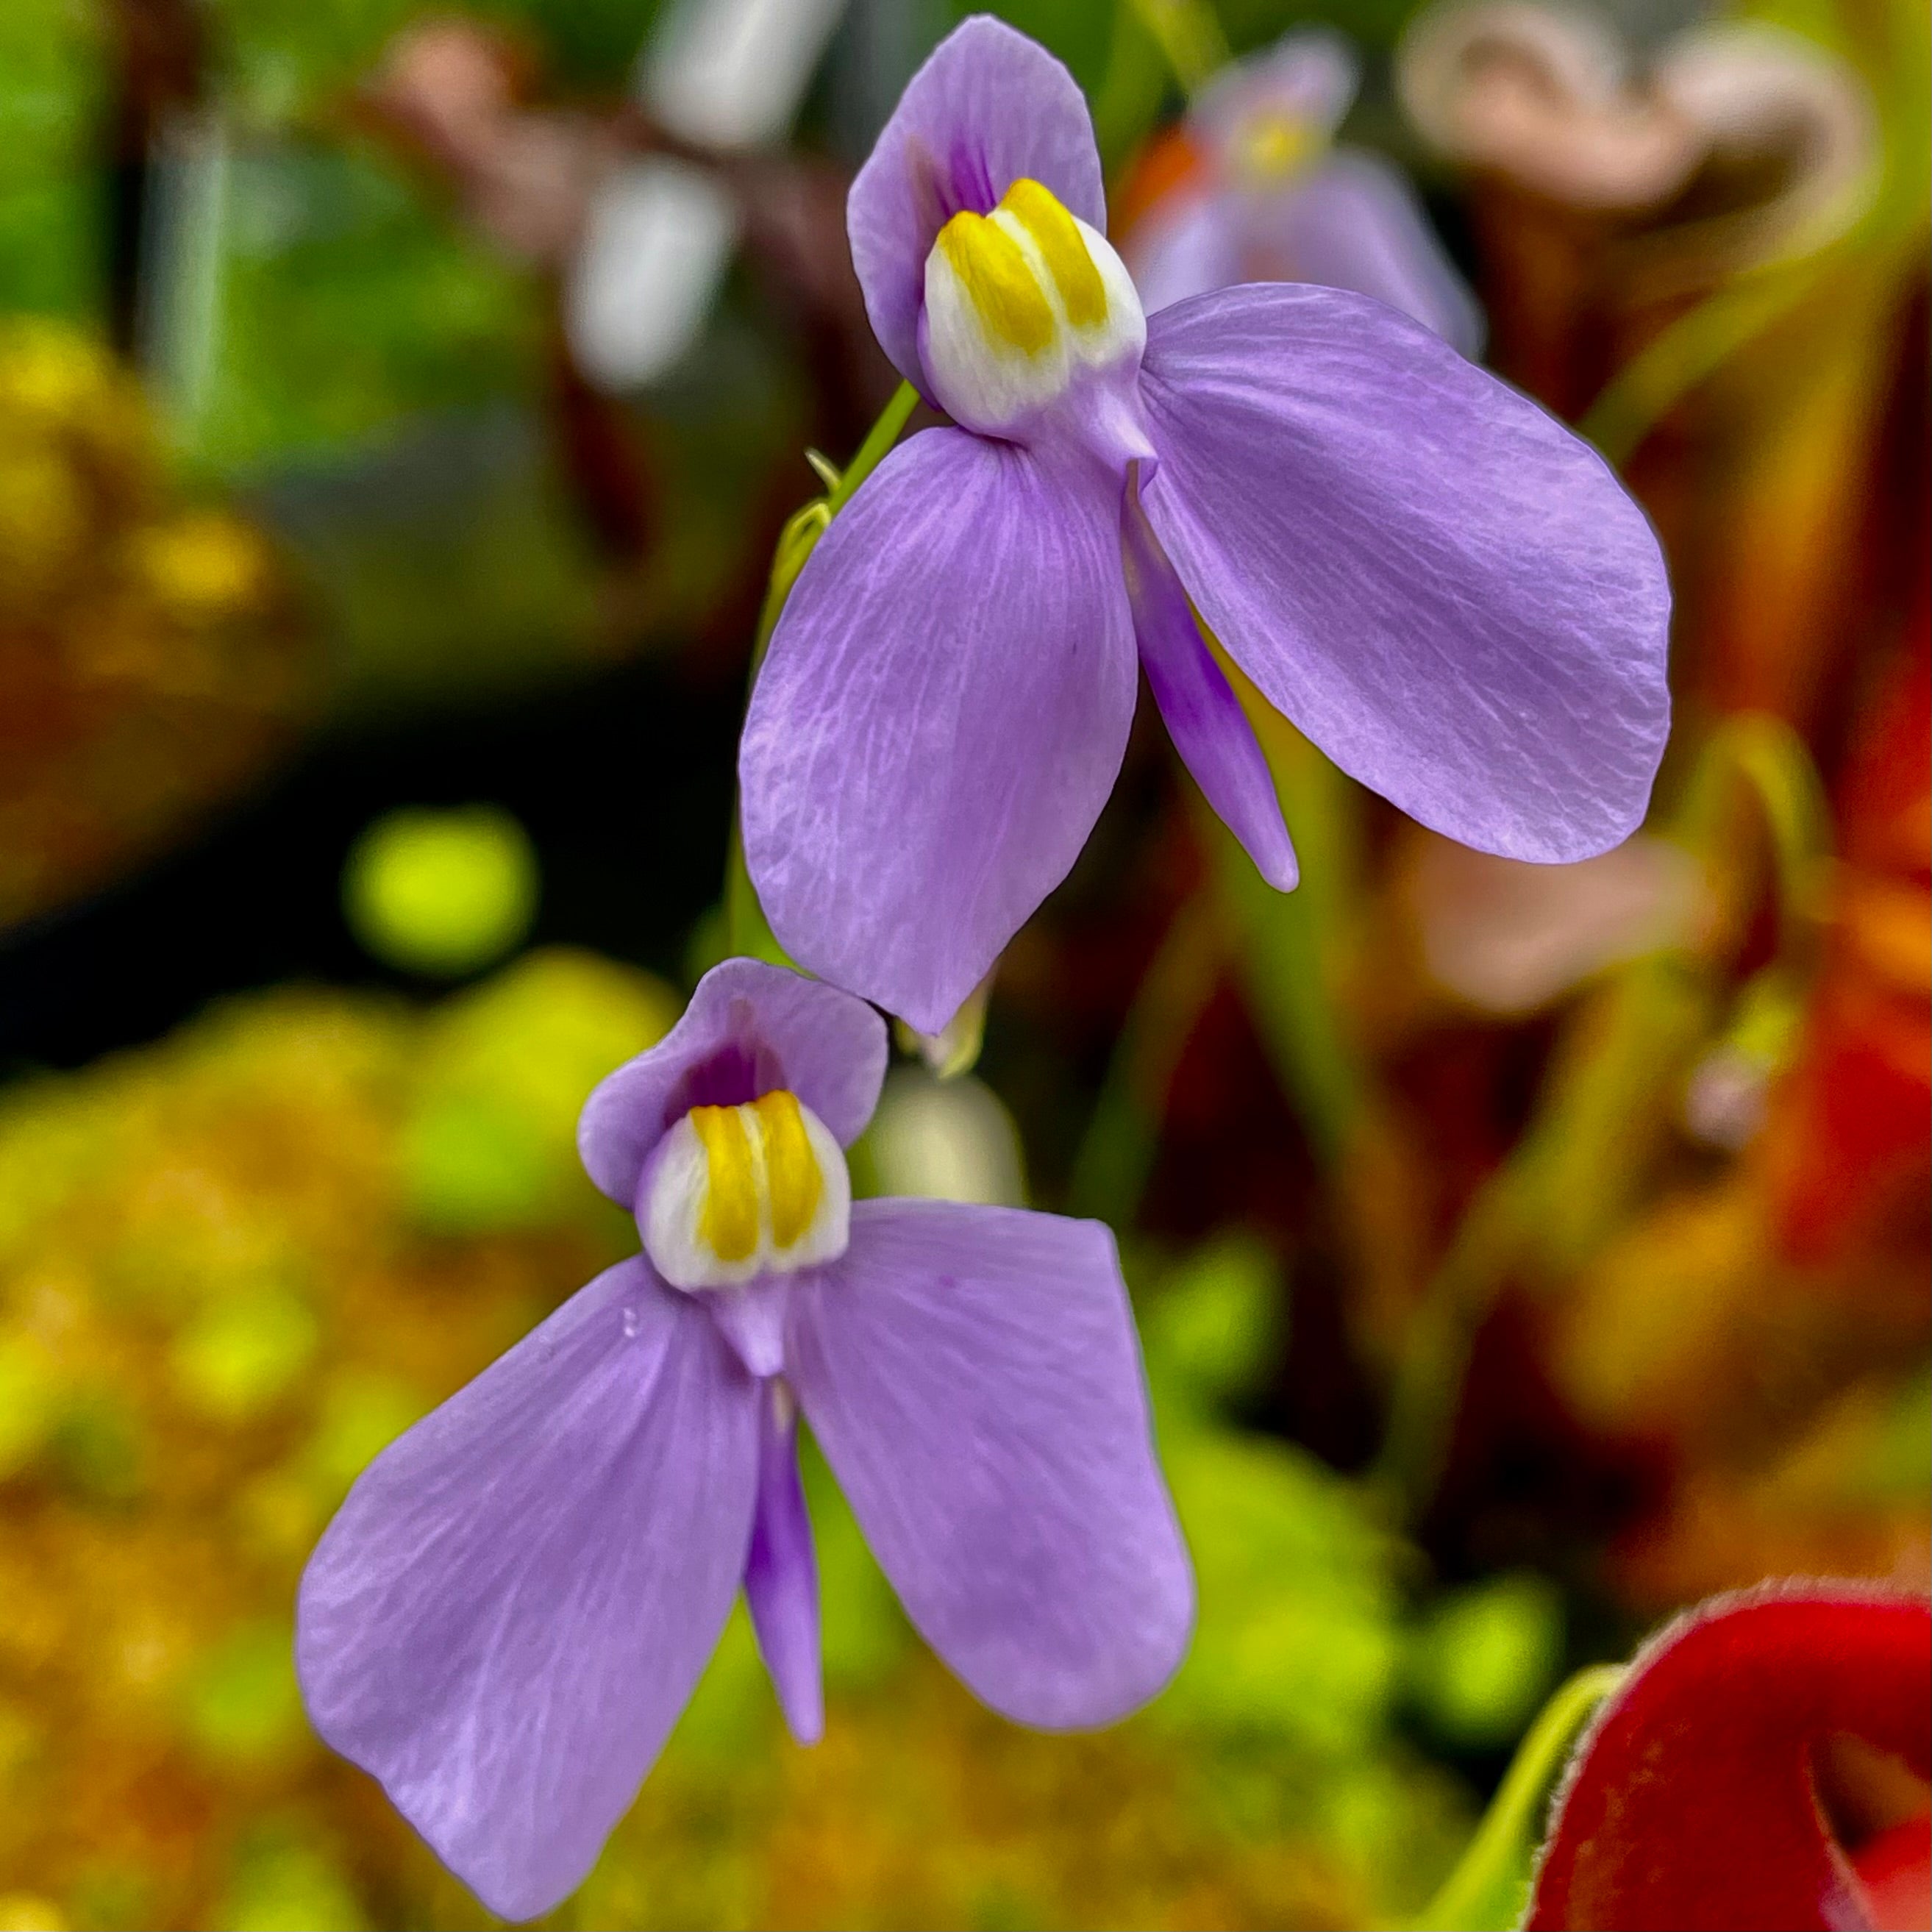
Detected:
[
  {"left": 1202, "top": 802, "right": 1364, "bottom": 1169},
  {"left": 1125, "top": 0, "right": 1230, "bottom": 98},
  {"left": 1368, "top": 1175, "right": 1523, "bottom": 1519},
  {"left": 1578, "top": 262, "right": 1817, "bottom": 466},
  {"left": 1066, "top": 892, "right": 1225, "bottom": 1226},
  {"left": 826, "top": 381, "right": 918, "bottom": 517},
  {"left": 1411, "top": 1664, "right": 1623, "bottom": 1931},
  {"left": 1674, "top": 711, "right": 1834, "bottom": 953}
]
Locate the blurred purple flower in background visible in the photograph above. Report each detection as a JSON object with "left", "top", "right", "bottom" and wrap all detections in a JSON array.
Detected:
[
  {"left": 739, "top": 16, "right": 1672, "bottom": 1034},
  {"left": 296, "top": 958, "right": 1191, "bottom": 1922},
  {"left": 1123, "top": 27, "right": 1484, "bottom": 354}
]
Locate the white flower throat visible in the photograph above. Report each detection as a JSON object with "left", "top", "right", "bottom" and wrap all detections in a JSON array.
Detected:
[
  {"left": 920, "top": 177, "right": 1146, "bottom": 438},
  {"left": 641, "top": 1090, "right": 851, "bottom": 1291}
]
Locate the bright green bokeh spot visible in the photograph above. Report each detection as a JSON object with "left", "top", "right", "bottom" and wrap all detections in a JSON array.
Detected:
[
  {"left": 301, "top": 1371, "right": 425, "bottom": 1505},
  {"left": 170, "top": 1286, "right": 318, "bottom": 1422},
  {"left": 220, "top": 1831, "right": 366, "bottom": 1932},
  {"left": 1407, "top": 1572, "right": 1565, "bottom": 1749},
  {"left": 51, "top": 1393, "right": 145, "bottom": 1503},
  {"left": 1141, "top": 1234, "right": 1283, "bottom": 1415},
  {"left": 1158, "top": 1423, "right": 1403, "bottom": 1754},
  {"left": 183, "top": 1622, "right": 304, "bottom": 1766},
  {"left": 342, "top": 805, "right": 538, "bottom": 977},
  {"left": 0, "top": 1336, "right": 60, "bottom": 1479}
]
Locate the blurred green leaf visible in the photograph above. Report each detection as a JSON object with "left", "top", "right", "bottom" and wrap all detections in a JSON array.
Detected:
[
  {"left": 1090, "top": 0, "right": 1176, "bottom": 168},
  {"left": 963, "top": 0, "right": 1119, "bottom": 92},
  {"left": 194, "top": 141, "right": 539, "bottom": 468},
  {"left": 209, "top": 0, "right": 665, "bottom": 114},
  {"left": 183, "top": 1622, "right": 305, "bottom": 1767},
  {"left": 170, "top": 1283, "right": 318, "bottom": 1422},
  {"left": 220, "top": 1828, "right": 365, "bottom": 1932},
  {"left": 1158, "top": 1422, "right": 1402, "bottom": 1755},
  {"left": 1406, "top": 1572, "right": 1564, "bottom": 1750},
  {"left": 1141, "top": 1233, "right": 1283, "bottom": 1416},
  {"left": 0, "top": 0, "right": 100, "bottom": 317}
]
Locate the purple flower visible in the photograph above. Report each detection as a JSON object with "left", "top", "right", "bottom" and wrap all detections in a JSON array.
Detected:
[
  {"left": 296, "top": 958, "right": 1191, "bottom": 1922},
  {"left": 1124, "top": 27, "right": 1484, "bottom": 354},
  {"left": 738, "top": 15, "right": 1671, "bottom": 1034}
]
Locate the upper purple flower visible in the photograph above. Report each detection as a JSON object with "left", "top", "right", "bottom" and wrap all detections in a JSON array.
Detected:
[
  {"left": 1124, "top": 27, "right": 1484, "bottom": 354},
  {"left": 738, "top": 15, "right": 1672, "bottom": 1034},
  {"left": 296, "top": 958, "right": 1191, "bottom": 1922}
]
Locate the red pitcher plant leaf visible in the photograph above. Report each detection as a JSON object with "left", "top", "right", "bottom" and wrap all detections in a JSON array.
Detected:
[{"left": 1528, "top": 1583, "right": 1931, "bottom": 1931}]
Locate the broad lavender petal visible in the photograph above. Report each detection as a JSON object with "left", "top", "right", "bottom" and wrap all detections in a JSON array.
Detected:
[
  {"left": 741, "top": 429, "right": 1138, "bottom": 1035},
  {"left": 578, "top": 958, "right": 888, "bottom": 1208},
  {"left": 1122, "top": 470, "right": 1297, "bottom": 887},
  {"left": 296, "top": 1259, "right": 760, "bottom": 1922},
  {"left": 1126, "top": 192, "right": 1242, "bottom": 316},
  {"left": 787, "top": 1199, "right": 1193, "bottom": 1729},
  {"left": 743, "top": 1380, "right": 823, "bottom": 1744},
  {"left": 1250, "top": 150, "right": 1484, "bottom": 354},
  {"left": 1138, "top": 282, "right": 1671, "bottom": 863},
  {"left": 847, "top": 15, "right": 1106, "bottom": 391}
]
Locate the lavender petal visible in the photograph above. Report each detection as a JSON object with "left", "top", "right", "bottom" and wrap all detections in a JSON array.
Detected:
[
  {"left": 1250, "top": 150, "right": 1484, "bottom": 354},
  {"left": 741, "top": 428, "right": 1138, "bottom": 1035},
  {"left": 787, "top": 1199, "right": 1194, "bottom": 1729},
  {"left": 1194, "top": 26, "right": 1361, "bottom": 149},
  {"left": 295, "top": 1258, "right": 760, "bottom": 1922},
  {"left": 847, "top": 15, "right": 1106, "bottom": 393},
  {"left": 1138, "top": 282, "right": 1671, "bottom": 863},
  {"left": 1127, "top": 191, "right": 1243, "bottom": 317}
]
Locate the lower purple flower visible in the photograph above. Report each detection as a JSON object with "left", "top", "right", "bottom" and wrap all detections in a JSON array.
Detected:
[{"left": 295, "top": 958, "right": 1194, "bottom": 1922}]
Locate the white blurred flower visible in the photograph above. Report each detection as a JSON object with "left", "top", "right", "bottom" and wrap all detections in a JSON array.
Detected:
[
  {"left": 566, "top": 0, "right": 849, "bottom": 391},
  {"left": 644, "top": 0, "right": 847, "bottom": 149},
  {"left": 864, "top": 1069, "right": 1025, "bottom": 1208},
  {"left": 565, "top": 157, "right": 741, "bottom": 392}
]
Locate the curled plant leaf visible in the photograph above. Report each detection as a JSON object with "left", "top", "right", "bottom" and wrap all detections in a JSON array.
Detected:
[
  {"left": 1412, "top": 1663, "right": 1622, "bottom": 1931},
  {"left": 1526, "top": 1583, "right": 1931, "bottom": 1931}
]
